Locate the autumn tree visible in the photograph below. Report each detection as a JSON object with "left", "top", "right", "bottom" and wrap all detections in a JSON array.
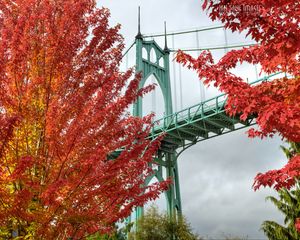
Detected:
[
  {"left": 176, "top": 0, "right": 299, "bottom": 232},
  {"left": 0, "top": 0, "right": 169, "bottom": 239}
]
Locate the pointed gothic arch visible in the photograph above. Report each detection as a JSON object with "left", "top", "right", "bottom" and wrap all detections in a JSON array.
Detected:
[{"left": 142, "top": 73, "right": 165, "bottom": 120}]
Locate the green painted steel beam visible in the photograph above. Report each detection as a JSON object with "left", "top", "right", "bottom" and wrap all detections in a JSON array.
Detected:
[
  {"left": 206, "top": 117, "right": 235, "bottom": 131},
  {"left": 202, "top": 118, "right": 227, "bottom": 130},
  {"left": 177, "top": 127, "right": 198, "bottom": 137},
  {"left": 191, "top": 121, "right": 221, "bottom": 135},
  {"left": 163, "top": 137, "right": 182, "bottom": 146},
  {"left": 161, "top": 141, "right": 178, "bottom": 149},
  {"left": 218, "top": 112, "right": 240, "bottom": 125},
  {"left": 172, "top": 129, "right": 196, "bottom": 142},
  {"left": 166, "top": 131, "right": 184, "bottom": 141}
]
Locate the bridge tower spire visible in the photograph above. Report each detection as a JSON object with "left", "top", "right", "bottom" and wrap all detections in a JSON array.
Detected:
[
  {"left": 164, "top": 21, "right": 169, "bottom": 52},
  {"left": 133, "top": 8, "right": 182, "bottom": 221},
  {"left": 136, "top": 6, "right": 142, "bottom": 39}
]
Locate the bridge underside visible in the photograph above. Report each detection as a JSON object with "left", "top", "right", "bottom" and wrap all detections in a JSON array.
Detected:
[
  {"left": 149, "top": 97, "right": 256, "bottom": 154},
  {"left": 155, "top": 110, "right": 255, "bottom": 153}
]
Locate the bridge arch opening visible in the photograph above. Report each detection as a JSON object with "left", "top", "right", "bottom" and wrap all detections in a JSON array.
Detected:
[
  {"left": 142, "top": 47, "right": 148, "bottom": 60},
  {"left": 150, "top": 48, "right": 157, "bottom": 64},
  {"left": 142, "top": 74, "right": 165, "bottom": 121},
  {"left": 159, "top": 57, "right": 164, "bottom": 68}
]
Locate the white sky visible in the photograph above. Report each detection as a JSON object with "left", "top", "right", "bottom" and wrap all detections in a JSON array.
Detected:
[{"left": 98, "top": 1, "right": 287, "bottom": 239}]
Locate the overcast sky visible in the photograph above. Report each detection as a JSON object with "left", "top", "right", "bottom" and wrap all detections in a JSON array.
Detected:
[{"left": 97, "top": 1, "right": 287, "bottom": 239}]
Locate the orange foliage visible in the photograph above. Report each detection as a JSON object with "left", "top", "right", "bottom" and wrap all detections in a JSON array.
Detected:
[{"left": 0, "top": 0, "right": 168, "bottom": 239}]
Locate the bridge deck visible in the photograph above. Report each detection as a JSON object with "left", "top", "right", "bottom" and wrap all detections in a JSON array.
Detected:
[
  {"left": 150, "top": 97, "right": 254, "bottom": 153},
  {"left": 149, "top": 72, "right": 280, "bottom": 152},
  {"left": 109, "top": 73, "right": 280, "bottom": 158}
]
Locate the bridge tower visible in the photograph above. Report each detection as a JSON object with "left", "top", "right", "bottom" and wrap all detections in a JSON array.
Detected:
[{"left": 133, "top": 8, "right": 181, "bottom": 219}]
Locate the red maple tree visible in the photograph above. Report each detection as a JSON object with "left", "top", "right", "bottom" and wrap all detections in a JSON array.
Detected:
[
  {"left": 176, "top": 1, "right": 300, "bottom": 190},
  {"left": 0, "top": 0, "right": 168, "bottom": 239}
]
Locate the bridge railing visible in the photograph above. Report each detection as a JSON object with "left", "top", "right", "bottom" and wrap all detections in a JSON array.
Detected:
[{"left": 151, "top": 72, "right": 282, "bottom": 137}]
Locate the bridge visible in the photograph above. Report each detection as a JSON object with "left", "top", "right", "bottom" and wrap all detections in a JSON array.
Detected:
[
  {"left": 149, "top": 72, "right": 279, "bottom": 152},
  {"left": 120, "top": 8, "right": 281, "bottom": 221}
]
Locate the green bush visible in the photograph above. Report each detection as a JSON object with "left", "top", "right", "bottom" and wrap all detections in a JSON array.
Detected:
[{"left": 129, "top": 205, "right": 201, "bottom": 240}]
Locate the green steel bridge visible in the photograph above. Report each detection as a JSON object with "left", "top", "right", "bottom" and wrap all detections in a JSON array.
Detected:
[
  {"left": 122, "top": 9, "right": 282, "bottom": 221},
  {"left": 140, "top": 72, "right": 278, "bottom": 219},
  {"left": 149, "top": 74, "right": 277, "bottom": 152}
]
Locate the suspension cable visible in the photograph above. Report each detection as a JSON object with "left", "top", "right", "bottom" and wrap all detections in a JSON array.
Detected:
[
  {"left": 195, "top": 31, "right": 205, "bottom": 102},
  {"left": 223, "top": 28, "right": 229, "bottom": 54},
  {"left": 122, "top": 42, "right": 135, "bottom": 59},
  {"left": 178, "top": 63, "right": 183, "bottom": 111},
  {"left": 170, "top": 42, "right": 257, "bottom": 52},
  {"left": 143, "top": 25, "right": 224, "bottom": 38},
  {"left": 172, "top": 35, "right": 178, "bottom": 112},
  {"left": 254, "top": 64, "right": 259, "bottom": 80},
  {"left": 125, "top": 50, "right": 129, "bottom": 69}
]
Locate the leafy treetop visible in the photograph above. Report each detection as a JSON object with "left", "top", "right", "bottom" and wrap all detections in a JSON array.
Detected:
[{"left": 0, "top": 0, "right": 169, "bottom": 239}]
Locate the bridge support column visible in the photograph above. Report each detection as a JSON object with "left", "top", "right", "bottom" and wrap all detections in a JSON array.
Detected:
[
  {"left": 131, "top": 8, "right": 182, "bottom": 227},
  {"left": 165, "top": 152, "right": 182, "bottom": 219}
]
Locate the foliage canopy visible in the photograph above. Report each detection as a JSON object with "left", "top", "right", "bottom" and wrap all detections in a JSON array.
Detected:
[{"left": 0, "top": 0, "right": 168, "bottom": 239}]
